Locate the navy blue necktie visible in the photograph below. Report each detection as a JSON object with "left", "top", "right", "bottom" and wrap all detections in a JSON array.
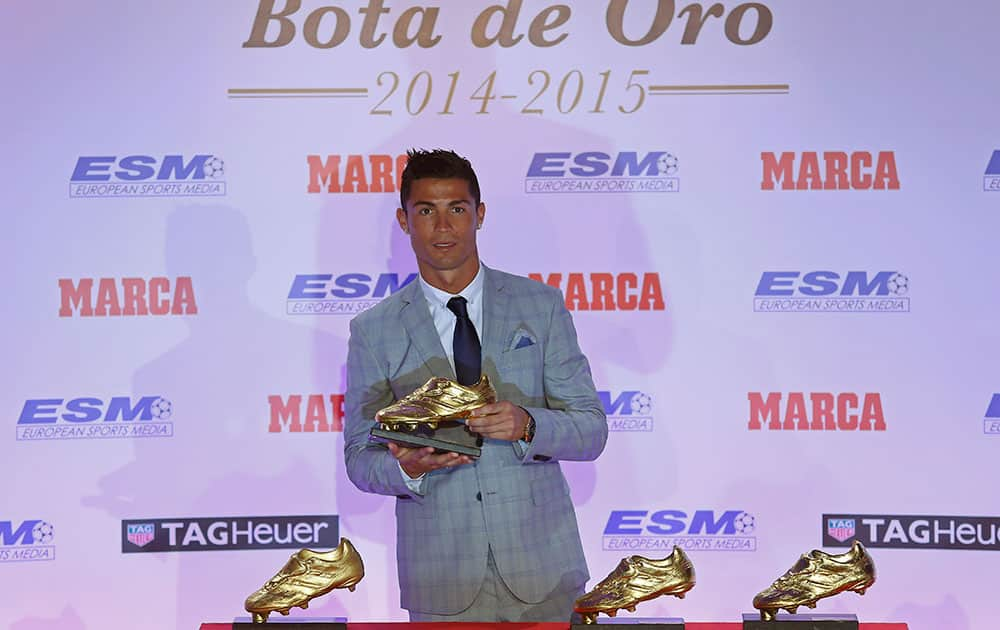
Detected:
[{"left": 446, "top": 296, "right": 481, "bottom": 386}]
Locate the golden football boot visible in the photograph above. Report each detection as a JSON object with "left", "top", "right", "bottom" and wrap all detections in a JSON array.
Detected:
[
  {"left": 574, "top": 546, "right": 695, "bottom": 625},
  {"left": 375, "top": 375, "right": 496, "bottom": 431},
  {"left": 244, "top": 538, "right": 364, "bottom": 623},
  {"left": 753, "top": 540, "right": 876, "bottom": 621}
]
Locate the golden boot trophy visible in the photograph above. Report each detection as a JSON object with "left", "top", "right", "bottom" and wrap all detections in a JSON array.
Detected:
[
  {"left": 244, "top": 538, "right": 364, "bottom": 623},
  {"left": 574, "top": 545, "right": 695, "bottom": 625},
  {"left": 370, "top": 375, "right": 496, "bottom": 457},
  {"left": 752, "top": 540, "right": 876, "bottom": 622}
]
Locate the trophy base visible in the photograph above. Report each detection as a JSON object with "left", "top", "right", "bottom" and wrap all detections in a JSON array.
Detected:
[
  {"left": 233, "top": 621, "right": 345, "bottom": 628},
  {"left": 572, "top": 618, "right": 685, "bottom": 628},
  {"left": 370, "top": 420, "right": 483, "bottom": 457},
  {"left": 742, "top": 613, "right": 858, "bottom": 630}
]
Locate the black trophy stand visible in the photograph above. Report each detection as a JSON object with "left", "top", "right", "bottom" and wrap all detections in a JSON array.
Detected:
[
  {"left": 370, "top": 419, "right": 483, "bottom": 457},
  {"left": 742, "top": 612, "right": 859, "bottom": 630},
  {"left": 571, "top": 618, "right": 686, "bottom": 629}
]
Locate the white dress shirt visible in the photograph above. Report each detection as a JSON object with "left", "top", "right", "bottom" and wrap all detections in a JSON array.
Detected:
[
  {"left": 418, "top": 264, "right": 486, "bottom": 374},
  {"left": 400, "top": 265, "right": 485, "bottom": 490}
]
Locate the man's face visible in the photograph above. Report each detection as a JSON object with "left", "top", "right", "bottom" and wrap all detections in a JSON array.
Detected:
[{"left": 396, "top": 177, "right": 486, "bottom": 279}]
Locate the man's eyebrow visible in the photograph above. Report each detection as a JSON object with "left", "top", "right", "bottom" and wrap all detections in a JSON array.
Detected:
[{"left": 411, "top": 199, "right": 472, "bottom": 206}]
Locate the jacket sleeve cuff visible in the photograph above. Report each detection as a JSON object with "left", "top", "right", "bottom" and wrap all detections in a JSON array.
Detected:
[{"left": 514, "top": 407, "right": 554, "bottom": 463}]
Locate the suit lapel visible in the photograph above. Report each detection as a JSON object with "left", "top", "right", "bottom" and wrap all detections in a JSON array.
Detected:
[
  {"left": 398, "top": 279, "right": 456, "bottom": 381},
  {"left": 481, "top": 265, "right": 512, "bottom": 362}
]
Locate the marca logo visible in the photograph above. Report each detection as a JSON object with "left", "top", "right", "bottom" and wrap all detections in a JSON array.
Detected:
[
  {"left": 529, "top": 273, "right": 665, "bottom": 311},
  {"left": 753, "top": 271, "right": 909, "bottom": 313},
  {"left": 603, "top": 510, "right": 757, "bottom": 552},
  {"left": 599, "top": 390, "right": 653, "bottom": 432},
  {"left": 269, "top": 394, "right": 345, "bottom": 433},
  {"left": 525, "top": 151, "right": 679, "bottom": 193},
  {"left": 17, "top": 396, "right": 174, "bottom": 441},
  {"left": 69, "top": 155, "right": 226, "bottom": 198},
  {"left": 984, "top": 151, "right": 1000, "bottom": 192},
  {"left": 307, "top": 154, "right": 408, "bottom": 193},
  {"left": 748, "top": 392, "right": 886, "bottom": 431},
  {"left": 59, "top": 277, "right": 198, "bottom": 317},
  {"left": 823, "top": 513, "right": 1000, "bottom": 551},
  {"left": 984, "top": 394, "right": 1000, "bottom": 435},
  {"left": 827, "top": 518, "right": 856, "bottom": 543},
  {"left": 121, "top": 515, "right": 339, "bottom": 553},
  {"left": 0, "top": 520, "right": 55, "bottom": 563},
  {"left": 287, "top": 273, "right": 417, "bottom": 315},
  {"left": 761, "top": 151, "right": 899, "bottom": 190}
]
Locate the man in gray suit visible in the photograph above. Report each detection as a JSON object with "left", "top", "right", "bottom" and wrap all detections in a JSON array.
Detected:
[{"left": 344, "top": 149, "right": 607, "bottom": 621}]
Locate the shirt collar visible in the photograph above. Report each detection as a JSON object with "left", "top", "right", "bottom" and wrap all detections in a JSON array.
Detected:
[{"left": 418, "top": 263, "right": 484, "bottom": 310}]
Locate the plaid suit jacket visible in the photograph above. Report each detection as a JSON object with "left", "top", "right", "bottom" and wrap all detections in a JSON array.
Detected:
[{"left": 344, "top": 264, "right": 607, "bottom": 614}]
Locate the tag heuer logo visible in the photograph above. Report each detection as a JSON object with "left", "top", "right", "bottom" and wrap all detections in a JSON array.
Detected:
[
  {"left": 827, "top": 518, "right": 856, "bottom": 542},
  {"left": 121, "top": 514, "right": 339, "bottom": 553},
  {"left": 126, "top": 524, "right": 155, "bottom": 547}
]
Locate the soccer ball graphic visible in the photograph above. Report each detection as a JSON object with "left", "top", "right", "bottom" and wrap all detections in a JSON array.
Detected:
[
  {"left": 734, "top": 512, "right": 756, "bottom": 535},
  {"left": 32, "top": 521, "right": 54, "bottom": 545},
  {"left": 631, "top": 392, "right": 653, "bottom": 415},
  {"left": 151, "top": 397, "right": 173, "bottom": 420},
  {"left": 657, "top": 153, "right": 679, "bottom": 175},
  {"left": 203, "top": 156, "right": 225, "bottom": 179},
  {"left": 887, "top": 273, "right": 908, "bottom": 295}
]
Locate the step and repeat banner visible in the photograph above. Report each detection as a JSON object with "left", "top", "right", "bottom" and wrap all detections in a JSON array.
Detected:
[{"left": 3, "top": 1, "right": 999, "bottom": 629}]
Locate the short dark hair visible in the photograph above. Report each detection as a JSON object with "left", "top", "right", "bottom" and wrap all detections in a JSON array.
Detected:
[{"left": 399, "top": 148, "right": 481, "bottom": 211}]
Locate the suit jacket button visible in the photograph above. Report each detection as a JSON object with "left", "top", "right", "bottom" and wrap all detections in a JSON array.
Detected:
[{"left": 476, "top": 492, "right": 482, "bottom": 501}]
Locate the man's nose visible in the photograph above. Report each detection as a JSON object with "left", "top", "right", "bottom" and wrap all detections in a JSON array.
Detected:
[{"left": 433, "top": 211, "right": 451, "bottom": 231}]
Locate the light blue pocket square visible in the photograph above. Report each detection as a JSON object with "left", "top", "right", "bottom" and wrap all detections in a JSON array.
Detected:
[{"left": 512, "top": 331, "right": 537, "bottom": 349}]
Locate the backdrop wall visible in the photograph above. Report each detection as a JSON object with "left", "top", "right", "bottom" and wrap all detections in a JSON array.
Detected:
[{"left": 4, "top": 2, "right": 999, "bottom": 629}]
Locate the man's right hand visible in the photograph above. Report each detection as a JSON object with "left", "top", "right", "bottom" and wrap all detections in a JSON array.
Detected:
[{"left": 387, "top": 442, "right": 473, "bottom": 478}]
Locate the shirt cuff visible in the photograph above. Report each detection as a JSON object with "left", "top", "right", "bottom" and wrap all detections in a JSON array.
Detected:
[
  {"left": 398, "top": 461, "right": 426, "bottom": 494},
  {"left": 512, "top": 439, "right": 530, "bottom": 460}
]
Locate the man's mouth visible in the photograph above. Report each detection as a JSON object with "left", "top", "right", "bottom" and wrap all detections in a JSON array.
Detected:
[{"left": 433, "top": 242, "right": 456, "bottom": 250}]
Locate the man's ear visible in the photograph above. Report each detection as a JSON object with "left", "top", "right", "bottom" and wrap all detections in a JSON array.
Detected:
[
  {"left": 476, "top": 202, "right": 486, "bottom": 229},
  {"left": 396, "top": 207, "right": 409, "bottom": 234}
]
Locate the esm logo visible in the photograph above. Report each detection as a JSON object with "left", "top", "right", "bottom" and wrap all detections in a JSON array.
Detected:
[
  {"left": 287, "top": 273, "right": 417, "bottom": 315},
  {"left": 17, "top": 396, "right": 174, "bottom": 441},
  {"left": 761, "top": 151, "right": 900, "bottom": 190},
  {"left": 603, "top": 509, "right": 757, "bottom": 552},
  {"left": 0, "top": 520, "right": 55, "bottom": 563},
  {"left": 525, "top": 151, "right": 679, "bottom": 193},
  {"left": 307, "top": 154, "right": 408, "bottom": 193},
  {"left": 529, "top": 273, "right": 665, "bottom": 311},
  {"left": 748, "top": 392, "right": 886, "bottom": 431},
  {"left": 984, "top": 151, "right": 1000, "bottom": 192},
  {"left": 984, "top": 394, "right": 1000, "bottom": 435},
  {"left": 753, "top": 271, "right": 909, "bottom": 313},
  {"left": 70, "top": 154, "right": 226, "bottom": 198},
  {"left": 599, "top": 390, "right": 654, "bottom": 432}
]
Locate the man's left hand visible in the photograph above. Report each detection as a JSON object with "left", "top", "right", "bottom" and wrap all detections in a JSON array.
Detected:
[{"left": 467, "top": 401, "right": 530, "bottom": 442}]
